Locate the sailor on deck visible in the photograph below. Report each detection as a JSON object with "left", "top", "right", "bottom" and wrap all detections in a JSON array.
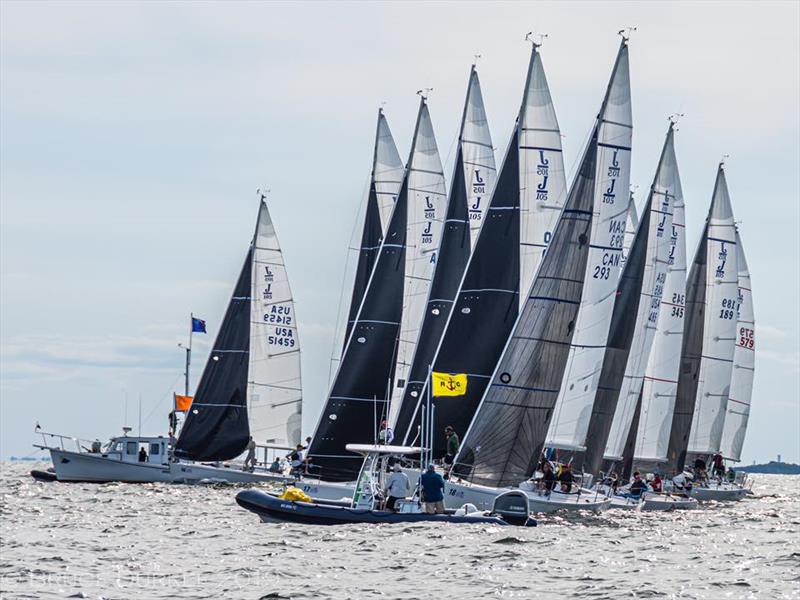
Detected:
[
  {"left": 420, "top": 463, "right": 445, "bottom": 514},
  {"left": 243, "top": 436, "right": 257, "bottom": 471}
]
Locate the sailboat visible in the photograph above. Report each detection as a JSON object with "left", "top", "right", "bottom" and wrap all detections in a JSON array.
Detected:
[
  {"left": 307, "top": 97, "right": 446, "bottom": 482},
  {"left": 37, "top": 198, "right": 317, "bottom": 485},
  {"left": 545, "top": 36, "right": 633, "bottom": 457},
  {"left": 427, "top": 37, "right": 633, "bottom": 514},
  {"left": 574, "top": 121, "right": 678, "bottom": 479},
  {"left": 719, "top": 229, "right": 755, "bottom": 463},
  {"left": 397, "top": 38, "right": 568, "bottom": 454},
  {"left": 390, "top": 64, "right": 497, "bottom": 439},
  {"left": 665, "top": 163, "right": 747, "bottom": 501}
]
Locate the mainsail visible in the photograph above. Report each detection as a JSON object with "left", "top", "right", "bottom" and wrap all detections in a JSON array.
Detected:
[
  {"left": 584, "top": 123, "right": 680, "bottom": 473},
  {"left": 546, "top": 38, "right": 633, "bottom": 452},
  {"left": 634, "top": 149, "right": 687, "bottom": 463},
  {"left": 452, "top": 130, "right": 598, "bottom": 488},
  {"left": 342, "top": 110, "right": 404, "bottom": 346},
  {"left": 307, "top": 101, "right": 442, "bottom": 481},
  {"left": 388, "top": 98, "right": 448, "bottom": 428},
  {"left": 397, "top": 41, "right": 567, "bottom": 454},
  {"left": 176, "top": 199, "right": 303, "bottom": 461},
  {"left": 390, "top": 65, "right": 497, "bottom": 436},
  {"left": 667, "top": 164, "right": 738, "bottom": 471},
  {"left": 719, "top": 228, "right": 755, "bottom": 462}
]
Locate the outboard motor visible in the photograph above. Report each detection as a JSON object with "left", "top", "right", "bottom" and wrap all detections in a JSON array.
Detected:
[{"left": 492, "top": 490, "right": 536, "bottom": 527}]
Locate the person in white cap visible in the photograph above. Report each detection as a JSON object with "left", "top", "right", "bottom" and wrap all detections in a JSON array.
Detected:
[{"left": 383, "top": 463, "right": 410, "bottom": 511}]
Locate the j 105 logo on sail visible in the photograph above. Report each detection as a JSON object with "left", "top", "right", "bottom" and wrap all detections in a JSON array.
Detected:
[
  {"left": 668, "top": 225, "right": 678, "bottom": 265},
  {"left": 263, "top": 284, "right": 272, "bottom": 300},
  {"left": 421, "top": 221, "right": 432, "bottom": 244},
  {"left": 264, "top": 266, "right": 274, "bottom": 282},
  {"left": 608, "top": 150, "right": 620, "bottom": 178},
  {"left": 424, "top": 196, "right": 435, "bottom": 219},
  {"left": 469, "top": 197, "right": 482, "bottom": 221},
  {"left": 716, "top": 243, "right": 728, "bottom": 278},
  {"left": 536, "top": 151, "right": 549, "bottom": 176},
  {"left": 473, "top": 169, "right": 485, "bottom": 194},
  {"left": 603, "top": 178, "right": 617, "bottom": 204},
  {"left": 657, "top": 193, "right": 670, "bottom": 238}
]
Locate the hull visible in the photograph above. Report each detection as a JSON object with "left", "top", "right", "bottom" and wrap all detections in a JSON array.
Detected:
[
  {"left": 689, "top": 482, "right": 747, "bottom": 502},
  {"left": 235, "top": 489, "right": 508, "bottom": 526},
  {"left": 641, "top": 492, "right": 698, "bottom": 511},
  {"left": 443, "top": 478, "right": 611, "bottom": 514},
  {"left": 50, "top": 449, "right": 174, "bottom": 483}
]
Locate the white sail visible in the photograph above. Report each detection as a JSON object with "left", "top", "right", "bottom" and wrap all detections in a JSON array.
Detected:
[
  {"left": 719, "top": 229, "right": 754, "bottom": 461},
  {"left": 463, "top": 69, "right": 497, "bottom": 244},
  {"left": 687, "top": 165, "right": 739, "bottom": 454},
  {"left": 374, "top": 112, "right": 405, "bottom": 229},
  {"left": 248, "top": 199, "right": 303, "bottom": 447},
  {"left": 547, "top": 40, "right": 633, "bottom": 450},
  {"left": 390, "top": 101, "right": 447, "bottom": 407},
  {"left": 634, "top": 171, "right": 687, "bottom": 462},
  {"left": 604, "top": 125, "right": 679, "bottom": 460},
  {"left": 519, "top": 45, "right": 568, "bottom": 306},
  {"left": 621, "top": 192, "right": 639, "bottom": 267}
]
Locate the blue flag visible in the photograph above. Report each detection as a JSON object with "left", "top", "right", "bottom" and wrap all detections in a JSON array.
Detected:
[{"left": 191, "top": 317, "right": 206, "bottom": 333}]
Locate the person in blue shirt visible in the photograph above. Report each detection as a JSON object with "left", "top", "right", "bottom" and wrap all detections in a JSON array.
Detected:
[{"left": 420, "top": 463, "right": 445, "bottom": 514}]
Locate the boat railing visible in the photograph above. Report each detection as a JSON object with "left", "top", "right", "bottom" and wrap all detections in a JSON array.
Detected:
[{"left": 32, "top": 428, "right": 97, "bottom": 454}]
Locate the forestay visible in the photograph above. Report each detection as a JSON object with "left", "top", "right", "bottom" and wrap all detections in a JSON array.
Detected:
[
  {"left": 389, "top": 67, "right": 496, "bottom": 434},
  {"left": 546, "top": 38, "right": 633, "bottom": 452},
  {"left": 397, "top": 42, "right": 567, "bottom": 455},
  {"left": 602, "top": 124, "right": 679, "bottom": 464},
  {"left": 687, "top": 166, "right": 739, "bottom": 455},
  {"left": 634, "top": 155, "right": 687, "bottom": 462},
  {"left": 719, "top": 229, "right": 755, "bottom": 462},
  {"left": 452, "top": 131, "right": 598, "bottom": 488}
]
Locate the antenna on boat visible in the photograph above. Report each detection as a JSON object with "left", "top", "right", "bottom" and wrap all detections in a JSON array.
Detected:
[
  {"left": 618, "top": 26, "right": 637, "bottom": 42},
  {"left": 720, "top": 154, "right": 730, "bottom": 168},
  {"left": 472, "top": 53, "right": 482, "bottom": 67},
  {"left": 416, "top": 88, "right": 433, "bottom": 101},
  {"left": 525, "top": 31, "right": 548, "bottom": 48},
  {"left": 257, "top": 188, "right": 270, "bottom": 203}
]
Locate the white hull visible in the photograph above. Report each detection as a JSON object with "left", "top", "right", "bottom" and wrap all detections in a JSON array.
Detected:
[
  {"left": 641, "top": 492, "right": 699, "bottom": 511},
  {"left": 689, "top": 482, "right": 747, "bottom": 502}
]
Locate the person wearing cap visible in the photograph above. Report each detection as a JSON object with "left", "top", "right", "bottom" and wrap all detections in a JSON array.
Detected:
[
  {"left": 420, "top": 463, "right": 445, "bottom": 514},
  {"left": 383, "top": 463, "right": 410, "bottom": 511},
  {"left": 379, "top": 420, "right": 394, "bottom": 445},
  {"left": 443, "top": 426, "right": 460, "bottom": 472}
]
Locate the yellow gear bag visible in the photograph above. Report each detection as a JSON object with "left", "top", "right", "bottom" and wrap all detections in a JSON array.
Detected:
[{"left": 279, "top": 487, "right": 312, "bottom": 503}]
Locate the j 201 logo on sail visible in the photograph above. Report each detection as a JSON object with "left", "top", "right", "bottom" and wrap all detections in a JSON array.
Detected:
[
  {"left": 536, "top": 150, "right": 549, "bottom": 176},
  {"left": 603, "top": 178, "right": 617, "bottom": 204},
  {"left": 608, "top": 150, "right": 620, "bottom": 178},
  {"left": 473, "top": 170, "right": 485, "bottom": 194},
  {"left": 536, "top": 175, "right": 549, "bottom": 201},
  {"left": 424, "top": 196, "right": 435, "bottom": 219}
]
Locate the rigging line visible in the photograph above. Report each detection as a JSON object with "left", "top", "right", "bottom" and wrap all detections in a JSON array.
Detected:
[{"left": 141, "top": 372, "right": 184, "bottom": 429}]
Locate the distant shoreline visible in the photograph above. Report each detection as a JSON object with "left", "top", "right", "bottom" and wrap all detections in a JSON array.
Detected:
[{"left": 736, "top": 461, "right": 800, "bottom": 475}]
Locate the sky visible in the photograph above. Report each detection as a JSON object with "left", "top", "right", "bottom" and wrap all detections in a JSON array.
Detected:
[{"left": 1, "top": 1, "right": 798, "bottom": 465}]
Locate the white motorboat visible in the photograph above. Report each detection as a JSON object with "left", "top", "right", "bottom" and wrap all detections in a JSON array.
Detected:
[{"left": 689, "top": 480, "right": 748, "bottom": 502}]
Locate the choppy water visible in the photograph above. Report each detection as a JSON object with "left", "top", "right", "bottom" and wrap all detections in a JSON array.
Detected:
[{"left": 1, "top": 462, "right": 798, "bottom": 599}]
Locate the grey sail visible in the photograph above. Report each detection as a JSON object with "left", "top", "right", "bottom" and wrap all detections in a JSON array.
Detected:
[{"left": 451, "top": 135, "right": 598, "bottom": 488}]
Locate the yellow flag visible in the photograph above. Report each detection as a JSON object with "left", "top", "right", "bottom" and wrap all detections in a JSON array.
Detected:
[{"left": 431, "top": 372, "right": 467, "bottom": 397}]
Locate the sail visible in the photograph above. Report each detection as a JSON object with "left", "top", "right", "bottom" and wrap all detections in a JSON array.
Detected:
[
  {"left": 634, "top": 154, "right": 687, "bottom": 462},
  {"left": 388, "top": 99, "right": 448, "bottom": 427},
  {"left": 719, "top": 229, "right": 754, "bottom": 462},
  {"left": 547, "top": 39, "right": 633, "bottom": 452},
  {"left": 397, "top": 43, "right": 567, "bottom": 454},
  {"left": 342, "top": 111, "right": 404, "bottom": 346},
  {"left": 667, "top": 164, "right": 737, "bottom": 471},
  {"left": 176, "top": 200, "right": 302, "bottom": 460},
  {"left": 390, "top": 66, "right": 497, "bottom": 436},
  {"left": 600, "top": 125, "right": 678, "bottom": 466},
  {"left": 687, "top": 166, "right": 738, "bottom": 455},
  {"left": 621, "top": 192, "right": 639, "bottom": 267},
  {"left": 248, "top": 200, "right": 303, "bottom": 447},
  {"left": 452, "top": 133, "right": 598, "bottom": 488}
]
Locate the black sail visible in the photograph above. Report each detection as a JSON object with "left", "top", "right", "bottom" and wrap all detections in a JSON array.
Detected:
[
  {"left": 399, "top": 129, "right": 521, "bottom": 454},
  {"left": 578, "top": 197, "right": 651, "bottom": 475},
  {"left": 392, "top": 144, "right": 470, "bottom": 442},
  {"left": 667, "top": 222, "right": 709, "bottom": 472},
  {"left": 619, "top": 388, "right": 643, "bottom": 481},
  {"left": 453, "top": 135, "right": 598, "bottom": 487},
  {"left": 175, "top": 249, "right": 253, "bottom": 461}
]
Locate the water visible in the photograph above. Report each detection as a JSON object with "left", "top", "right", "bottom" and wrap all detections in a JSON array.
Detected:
[{"left": 1, "top": 462, "right": 798, "bottom": 599}]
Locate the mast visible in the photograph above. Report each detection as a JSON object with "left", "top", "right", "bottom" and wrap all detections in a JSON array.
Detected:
[
  {"left": 667, "top": 163, "right": 738, "bottom": 472},
  {"left": 719, "top": 228, "right": 755, "bottom": 462},
  {"left": 390, "top": 64, "right": 497, "bottom": 437},
  {"left": 546, "top": 36, "right": 633, "bottom": 453},
  {"left": 578, "top": 122, "right": 677, "bottom": 476},
  {"left": 398, "top": 37, "right": 568, "bottom": 455}
]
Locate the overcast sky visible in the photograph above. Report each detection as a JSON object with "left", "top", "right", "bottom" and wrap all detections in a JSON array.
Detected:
[{"left": 1, "top": 1, "right": 798, "bottom": 464}]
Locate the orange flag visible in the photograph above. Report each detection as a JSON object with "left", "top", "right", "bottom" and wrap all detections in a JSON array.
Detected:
[{"left": 174, "top": 394, "right": 193, "bottom": 412}]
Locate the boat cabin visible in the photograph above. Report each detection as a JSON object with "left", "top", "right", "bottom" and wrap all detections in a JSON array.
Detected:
[{"left": 100, "top": 435, "right": 170, "bottom": 466}]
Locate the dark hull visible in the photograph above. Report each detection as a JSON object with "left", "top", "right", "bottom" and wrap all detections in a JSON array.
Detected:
[
  {"left": 235, "top": 489, "right": 508, "bottom": 526},
  {"left": 30, "top": 469, "right": 58, "bottom": 482}
]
